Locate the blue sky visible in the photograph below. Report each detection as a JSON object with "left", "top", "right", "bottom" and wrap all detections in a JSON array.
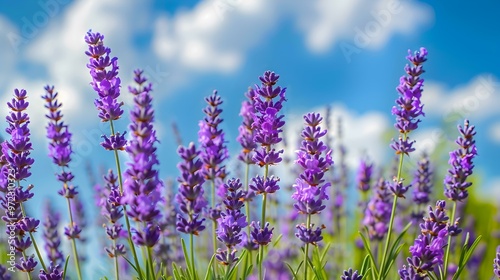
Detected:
[{"left": 1, "top": 0, "right": 499, "bottom": 275}]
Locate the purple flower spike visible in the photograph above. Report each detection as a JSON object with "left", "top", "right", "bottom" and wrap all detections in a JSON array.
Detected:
[
  {"left": 400, "top": 200, "right": 449, "bottom": 277},
  {"left": 123, "top": 70, "right": 163, "bottom": 247},
  {"left": 494, "top": 246, "right": 500, "bottom": 278},
  {"left": 198, "top": 90, "right": 229, "bottom": 184},
  {"left": 391, "top": 48, "right": 428, "bottom": 154},
  {"left": 411, "top": 153, "right": 433, "bottom": 221},
  {"left": 237, "top": 88, "right": 257, "bottom": 164},
  {"left": 363, "top": 179, "right": 392, "bottom": 240},
  {"left": 250, "top": 221, "right": 273, "bottom": 246},
  {"left": 176, "top": 142, "right": 207, "bottom": 235},
  {"left": 356, "top": 159, "right": 373, "bottom": 192},
  {"left": 292, "top": 113, "right": 333, "bottom": 245},
  {"left": 295, "top": 223, "right": 325, "bottom": 245},
  {"left": 85, "top": 30, "right": 124, "bottom": 122},
  {"left": 252, "top": 71, "right": 286, "bottom": 164},
  {"left": 444, "top": 120, "right": 477, "bottom": 202},
  {"left": 341, "top": 268, "right": 363, "bottom": 280},
  {"left": 16, "top": 255, "right": 38, "bottom": 272},
  {"left": 216, "top": 178, "right": 247, "bottom": 265},
  {"left": 39, "top": 263, "right": 63, "bottom": 280},
  {"left": 19, "top": 217, "right": 40, "bottom": 233}
]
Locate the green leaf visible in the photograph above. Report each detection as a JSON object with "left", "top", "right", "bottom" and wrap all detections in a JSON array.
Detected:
[
  {"left": 358, "top": 231, "right": 379, "bottom": 278},
  {"left": 62, "top": 255, "right": 70, "bottom": 280},
  {"left": 285, "top": 261, "right": 302, "bottom": 280},
  {"left": 203, "top": 254, "right": 216, "bottom": 280},
  {"left": 452, "top": 235, "right": 482, "bottom": 280}
]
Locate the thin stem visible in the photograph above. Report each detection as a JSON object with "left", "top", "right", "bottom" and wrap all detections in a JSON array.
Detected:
[
  {"left": 19, "top": 202, "right": 47, "bottom": 272},
  {"left": 244, "top": 163, "right": 253, "bottom": 269},
  {"left": 378, "top": 145, "right": 405, "bottom": 280},
  {"left": 211, "top": 179, "right": 218, "bottom": 274},
  {"left": 304, "top": 214, "right": 312, "bottom": 280},
  {"left": 190, "top": 233, "right": 197, "bottom": 280},
  {"left": 66, "top": 198, "right": 83, "bottom": 280},
  {"left": 112, "top": 238, "right": 120, "bottom": 280},
  {"left": 443, "top": 201, "right": 457, "bottom": 280},
  {"left": 147, "top": 246, "right": 155, "bottom": 279},
  {"left": 258, "top": 164, "right": 269, "bottom": 280},
  {"left": 109, "top": 120, "right": 143, "bottom": 279}
]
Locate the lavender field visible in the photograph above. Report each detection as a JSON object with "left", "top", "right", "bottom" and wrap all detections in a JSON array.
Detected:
[{"left": 1, "top": 1, "right": 499, "bottom": 280}]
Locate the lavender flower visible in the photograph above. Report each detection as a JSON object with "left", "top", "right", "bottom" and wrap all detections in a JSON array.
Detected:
[
  {"left": 399, "top": 200, "right": 449, "bottom": 277},
  {"left": 251, "top": 71, "right": 286, "bottom": 167},
  {"left": 362, "top": 178, "right": 392, "bottom": 240},
  {"left": 216, "top": 178, "right": 247, "bottom": 266},
  {"left": 0, "top": 264, "right": 11, "bottom": 280},
  {"left": 494, "top": 245, "right": 500, "bottom": 278},
  {"left": 123, "top": 69, "right": 162, "bottom": 247},
  {"left": 84, "top": 30, "right": 126, "bottom": 151},
  {"left": 176, "top": 143, "right": 208, "bottom": 235},
  {"left": 42, "top": 202, "right": 64, "bottom": 267},
  {"left": 444, "top": 120, "right": 477, "bottom": 202},
  {"left": 391, "top": 48, "right": 428, "bottom": 155},
  {"left": 341, "top": 268, "right": 362, "bottom": 280},
  {"left": 84, "top": 30, "right": 124, "bottom": 122},
  {"left": 292, "top": 113, "right": 333, "bottom": 245},
  {"left": 356, "top": 159, "right": 373, "bottom": 193},
  {"left": 237, "top": 88, "right": 257, "bottom": 164},
  {"left": 39, "top": 264, "right": 63, "bottom": 280},
  {"left": 198, "top": 90, "right": 229, "bottom": 185},
  {"left": 411, "top": 153, "right": 433, "bottom": 222},
  {"left": 101, "top": 170, "right": 126, "bottom": 258},
  {"left": 250, "top": 221, "right": 274, "bottom": 245},
  {"left": 16, "top": 255, "right": 37, "bottom": 273}
]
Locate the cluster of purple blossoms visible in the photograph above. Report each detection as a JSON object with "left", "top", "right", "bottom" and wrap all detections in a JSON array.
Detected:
[
  {"left": 291, "top": 113, "right": 333, "bottom": 245},
  {"left": 444, "top": 120, "right": 477, "bottom": 202},
  {"left": 341, "top": 268, "right": 362, "bottom": 280},
  {"left": 494, "top": 246, "right": 500, "bottom": 278},
  {"left": 1, "top": 89, "right": 39, "bottom": 273},
  {"left": 215, "top": 178, "right": 247, "bottom": 266},
  {"left": 251, "top": 71, "right": 286, "bottom": 167},
  {"left": 176, "top": 143, "right": 208, "bottom": 235},
  {"left": 411, "top": 153, "right": 433, "bottom": 222},
  {"left": 199, "top": 90, "right": 229, "bottom": 187},
  {"left": 42, "top": 202, "right": 64, "bottom": 267},
  {"left": 84, "top": 30, "right": 127, "bottom": 151},
  {"left": 356, "top": 159, "right": 373, "bottom": 193},
  {"left": 391, "top": 47, "right": 428, "bottom": 155},
  {"left": 362, "top": 178, "right": 392, "bottom": 241},
  {"left": 399, "top": 200, "right": 449, "bottom": 279},
  {"left": 42, "top": 85, "right": 82, "bottom": 240},
  {"left": 122, "top": 69, "right": 162, "bottom": 247},
  {"left": 237, "top": 88, "right": 257, "bottom": 165},
  {"left": 39, "top": 264, "right": 63, "bottom": 280},
  {"left": 99, "top": 170, "right": 126, "bottom": 258}
]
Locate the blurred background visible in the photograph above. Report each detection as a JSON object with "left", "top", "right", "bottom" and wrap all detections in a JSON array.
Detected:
[{"left": 0, "top": 0, "right": 499, "bottom": 277}]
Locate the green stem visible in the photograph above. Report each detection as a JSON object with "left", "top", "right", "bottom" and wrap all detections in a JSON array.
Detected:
[
  {"left": 304, "top": 214, "right": 311, "bottom": 280},
  {"left": 211, "top": 179, "right": 218, "bottom": 274},
  {"left": 190, "top": 233, "right": 197, "bottom": 280},
  {"left": 147, "top": 246, "right": 155, "bottom": 279},
  {"left": 258, "top": 164, "right": 269, "bottom": 280},
  {"left": 19, "top": 202, "right": 47, "bottom": 272},
  {"left": 109, "top": 120, "right": 143, "bottom": 279},
  {"left": 66, "top": 198, "right": 83, "bottom": 280},
  {"left": 244, "top": 163, "right": 253, "bottom": 268},
  {"left": 112, "top": 238, "right": 120, "bottom": 280},
  {"left": 378, "top": 144, "right": 405, "bottom": 280},
  {"left": 443, "top": 201, "right": 457, "bottom": 280}
]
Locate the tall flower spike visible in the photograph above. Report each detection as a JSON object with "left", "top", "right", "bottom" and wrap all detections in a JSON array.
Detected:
[
  {"left": 237, "top": 88, "right": 257, "bottom": 165},
  {"left": 399, "top": 200, "right": 449, "bottom": 277},
  {"left": 42, "top": 201, "right": 64, "bottom": 267},
  {"left": 362, "top": 178, "right": 392, "bottom": 240},
  {"left": 411, "top": 153, "right": 433, "bottom": 222},
  {"left": 175, "top": 143, "right": 208, "bottom": 235},
  {"left": 391, "top": 47, "right": 428, "bottom": 155},
  {"left": 84, "top": 30, "right": 124, "bottom": 122},
  {"left": 215, "top": 178, "right": 247, "bottom": 266},
  {"left": 444, "top": 120, "right": 477, "bottom": 202},
  {"left": 356, "top": 158, "right": 373, "bottom": 193},
  {"left": 123, "top": 69, "right": 162, "bottom": 247}
]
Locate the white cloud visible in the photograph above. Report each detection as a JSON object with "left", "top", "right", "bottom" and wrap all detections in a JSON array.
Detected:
[
  {"left": 423, "top": 74, "right": 500, "bottom": 122},
  {"left": 152, "top": 0, "right": 282, "bottom": 73},
  {"left": 295, "top": 0, "right": 434, "bottom": 53}
]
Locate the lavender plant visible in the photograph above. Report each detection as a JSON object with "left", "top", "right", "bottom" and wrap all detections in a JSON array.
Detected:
[{"left": 0, "top": 31, "right": 496, "bottom": 280}]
